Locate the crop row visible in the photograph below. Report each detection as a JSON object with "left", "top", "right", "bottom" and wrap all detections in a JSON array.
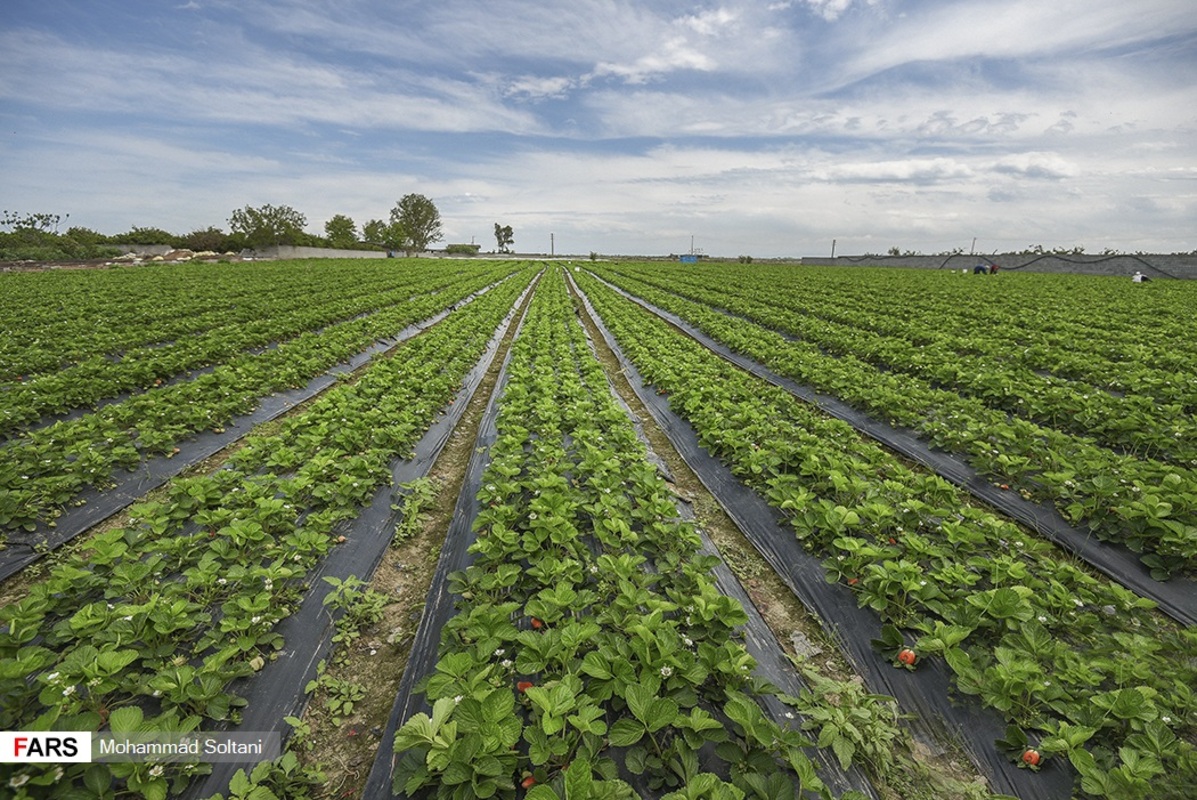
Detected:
[
  {"left": 0, "top": 263, "right": 520, "bottom": 532},
  {"left": 392, "top": 269, "right": 840, "bottom": 799},
  {"left": 601, "top": 263, "right": 1196, "bottom": 464},
  {"left": 0, "top": 270, "right": 535, "bottom": 800},
  {"left": 574, "top": 270, "right": 1197, "bottom": 800},
  {"left": 0, "top": 260, "right": 472, "bottom": 380},
  {"left": 0, "top": 262, "right": 490, "bottom": 435},
  {"left": 590, "top": 266, "right": 1197, "bottom": 579},
  {"left": 700, "top": 265, "right": 1197, "bottom": 388}
]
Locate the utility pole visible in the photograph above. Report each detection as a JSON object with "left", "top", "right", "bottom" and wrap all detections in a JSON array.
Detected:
[
  {"left": 551, "top": 233, "right": 555, "bottom": 256},
  {"left": 970, "top": 237, "right": 976, "bottom": 255},
  {"left": 831, "top": 239, "right": 836, "bottom": 258}
]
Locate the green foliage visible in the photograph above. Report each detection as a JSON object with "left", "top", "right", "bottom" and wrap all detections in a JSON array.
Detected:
[
  {"left": 392, "top": 271, "right": 832, "bottom": 798},
  {"left": 494, "top": 223, "right": 514, "bottom": 253},
  {"left": 0, "top": 262, "right": 539, "bottom": 798},
  {"left": 576, "top": 263, "right": 1197, "bottom": 799},
  {"left": 2, "top": 210, "right": 67, "bottom": 235},
  {"left": 204, "top": 751, "right": 324, "bottom": 800},
  {"left": 108, "top": 226, "right": 182, "bottom": 246},
  {"left": 392, "top": 477, "right": 438, "bottom": 545},
  {"left": 228, "top": 204, "right": 307, "bottom": 249},
  {"left": 390, "top": 194, "right": 442, "bottom": 253},
  {"left": 181, "top": 226, "right": 239, "bottom": 252},
  {"left": 321, "top": 575, "right": 388, "bottom": 658},
  {"left": 782, "top": 667, "right": 902, "bottom": 776},
  {"left": 0, "top": 212, "right": 121, "bottom": 260},
  {"left": 323, "top": 214, "right": 357, "bottom": 249},
  {"left": 305, "top": 669, "right": 366, "bottom": 725},
  {"left": 361, "top": 217, "right": 405, "bottom": 250}
]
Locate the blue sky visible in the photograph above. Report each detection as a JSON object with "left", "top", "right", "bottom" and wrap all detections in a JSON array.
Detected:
[{"left": 1, "top": 0, "right": 1194, "bottom": 257}]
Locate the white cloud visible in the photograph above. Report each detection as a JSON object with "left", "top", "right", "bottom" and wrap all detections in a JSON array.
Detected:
[
  {"left": 502, "top": 75, "right": 577, "bottom": 100},
  {"left": 1, "top": 0, "right": 1193, "bottom": 256},
  {"left": 682, "top": 7, "right": 741, "bottom": 36},
  {"left": 590, "top": 37, "right": 718, "bottom": 84},
  {"left": 802, "top": 0, "right": 856, "bottom": 22},
  {"left": 814, "top": 157, "right": 974, "bottom": 184},
  {"left": 0, "top": 29, "right": 542, "bottom": 135},
  {"left": 991, "top": 153, "right": 1078, "bottom": 180},
  {"left": 839, "top": 0, "right": 1197, "bottom": 86}
]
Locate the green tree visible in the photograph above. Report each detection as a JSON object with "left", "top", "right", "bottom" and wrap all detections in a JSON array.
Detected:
[
  {"left": 181, "top": 226, "right": 235, "bottom": 252},
  {"left": 324, "top": 214, "right": 358, "bottom": 249},
  {"left": 361, "top": 219, "right": 387, "bottom": 245},
  {"left": 109, "top": 227, "right": 181, "bottom": 246},
  {"left": 64, "top": 226, "right": 106, "bottom": 247},
  {"left": 0, "top": 213, "right": 119, "bottom": 260},
  {"left": 62, "top": 226, "right": 119, "bottom": 258},
  {"left": 390, "top": 194, "right": 442, "bottom": 254},
  {"left": 228, "top": 204, "right": 307, "bottom": 249},
  {"left": 493, "top": 223, "right": 514, "bottom": 253},
  {"left": 2, "top": 210, "right": 66, "bottom": 234},
  {"left": 362, "top": 218, "right": 405, "bottom": 251}
]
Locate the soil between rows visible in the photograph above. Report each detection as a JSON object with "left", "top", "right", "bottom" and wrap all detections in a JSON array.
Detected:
[
  {"left": 292, "top": 281, "right": 537, "bottom": 799},
  {"left": 295, "top": 269, "right": 1001, "bottom": 799},
  {"left": 564, "top": 273, "right": 996, "bottom": 800}
]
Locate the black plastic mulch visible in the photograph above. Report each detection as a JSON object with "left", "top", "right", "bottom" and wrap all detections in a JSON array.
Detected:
[
  {"left": 180, "top": 277, "right": 538, "bottom": 800},
  {"left": 360, "top": 281, "right": 536, "bottom": 800},
  {"left": 571, "top": 272, "right": 1075, "bottom": 800},
  {"left": 365, "top": 278, "right": 880, "bottom": 799},
  {"left": 0, "top": 278, "right": 513, "bottom": 583},
  {"left": 580, "top": 309, "right": 880, "bottom": 799},
  {"left": 587, "top": 273, "right": 1197, "bottom": 628}
]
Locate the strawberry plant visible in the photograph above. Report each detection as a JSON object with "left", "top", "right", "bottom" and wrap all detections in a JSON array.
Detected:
[
  {"left": 0, "top": 261, "right": 523, "bottom": 535},
  {"left": 592, "top": 262, "right": 1197, "bottom": 578},
  {"left": 0, "top": 269, "right": 539, "bottom": 798},
  {"left": 575, "top": 268, "right": 1197, "bottom": 799},
  {"left": 392, "top": 271, "right": 835, "bottom": 798}
]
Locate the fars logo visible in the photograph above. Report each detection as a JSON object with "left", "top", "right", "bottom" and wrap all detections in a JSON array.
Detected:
[{"left": 0, "top": 732, "right": 91, "bottom": 763}]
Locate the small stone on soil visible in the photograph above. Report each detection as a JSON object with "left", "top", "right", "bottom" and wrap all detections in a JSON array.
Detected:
[{"left": 789, "top": 631, "right": 823, "bottom": 658}]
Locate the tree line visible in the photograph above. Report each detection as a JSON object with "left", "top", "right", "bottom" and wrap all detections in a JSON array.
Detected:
[{"left": 0, "top": 194, "right": 507, "bottom": 261}]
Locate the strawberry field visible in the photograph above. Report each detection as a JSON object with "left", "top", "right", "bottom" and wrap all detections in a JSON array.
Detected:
[{"left": 1, "top": 259, "right": 1194, "bottom": 800}]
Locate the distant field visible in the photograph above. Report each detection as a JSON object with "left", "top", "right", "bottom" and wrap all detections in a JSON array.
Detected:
[{"left": 1, "top": 260, "right": 1193, "bottom": 800}]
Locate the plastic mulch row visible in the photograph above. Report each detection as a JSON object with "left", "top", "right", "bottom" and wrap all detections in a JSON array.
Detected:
[
  {"left": 600, "top": 374, "right": 881, "bottom": 797},
  {"left": 360, "top": 284, "right": 535, "bottom": 800},
  {"left": 181, "top": 277, "right": 539, "bottom": 800},
  {"left": 364, "top": 277, "right": 879, "bottom": 799},
  {"left": 587, "top": 272, "right": 1197, "bottom": 628},
  {"left": 0, "top": 277, "right": 513, "bottom": 583},
  {"left": 570, "top": 271, "right": 1074, "bottom": 800},
  {"left": 6, "top": 280, "right": 458, "bottom": 442}
]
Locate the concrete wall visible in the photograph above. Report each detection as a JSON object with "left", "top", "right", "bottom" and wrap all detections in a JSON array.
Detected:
[{"left": 801, "top": 253, "right": 1197, "bottom": 279}]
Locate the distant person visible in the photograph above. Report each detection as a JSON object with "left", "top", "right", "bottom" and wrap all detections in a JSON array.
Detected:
[
  {"left": 989, "top": 263, "right": 1000, "bottom": 275},
  {"left": 974, "top": 264, "right": 987, "bottom": 274},
  {"left": 1132, "top": 271, "right": 1151, "bottom": 283}
]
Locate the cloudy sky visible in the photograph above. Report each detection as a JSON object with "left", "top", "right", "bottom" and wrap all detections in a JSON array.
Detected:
[{"left": 1, "top": 0, "right": 1194, "bottom": 257}]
